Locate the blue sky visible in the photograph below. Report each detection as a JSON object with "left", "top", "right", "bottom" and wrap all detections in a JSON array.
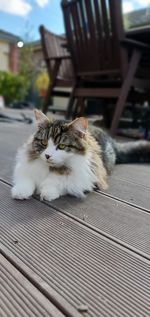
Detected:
[
  {"left": 0, "top": 0, "right": 64, "bottom": 40},
  {"left": 0, "top": 0, "right": 150, "bottom": 41}
]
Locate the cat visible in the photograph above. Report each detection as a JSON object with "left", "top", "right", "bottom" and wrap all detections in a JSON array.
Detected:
[{"left": 12, "top": 109, "right": 150, "bottom": 202}]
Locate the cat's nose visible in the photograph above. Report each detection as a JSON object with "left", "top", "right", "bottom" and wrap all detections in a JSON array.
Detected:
[{"left": 45, "top": 154, "right": 51, "bottom": 160}]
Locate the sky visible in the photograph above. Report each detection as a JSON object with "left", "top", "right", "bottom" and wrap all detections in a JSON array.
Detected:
[{"left": 0, "top": 0, "right": 150, "bottom": 41}]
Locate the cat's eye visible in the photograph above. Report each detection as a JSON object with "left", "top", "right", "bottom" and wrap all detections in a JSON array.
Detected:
[
  {"left": 58, "top": 144, "right": 66, "bottom": 150},
  {"left": 41, "top": 139, "right": 48, "bottom": 146}
]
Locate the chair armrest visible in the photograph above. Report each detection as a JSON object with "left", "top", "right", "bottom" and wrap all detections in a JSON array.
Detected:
[
  {"left": 48, "top": 55, "right": 71, "bottom": 61},
  {"left": 121, "top": 38, "right": 150, "bottom": 51}
]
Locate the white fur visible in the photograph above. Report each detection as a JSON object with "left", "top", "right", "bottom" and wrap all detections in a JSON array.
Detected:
[{"left": 12, "top": 138, "right": 98, "bottom": 201}]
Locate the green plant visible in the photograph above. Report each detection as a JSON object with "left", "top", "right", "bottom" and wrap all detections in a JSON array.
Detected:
[
  {"left": 0, "top": 71, "right": 29, "bottom": 104},
  {"left": 19, "top": 44, "right": 33, "bottom": 80}
]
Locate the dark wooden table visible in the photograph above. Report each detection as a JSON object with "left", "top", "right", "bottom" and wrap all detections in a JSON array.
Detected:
[
  {"left": 127, "top": 25, "right": 150, "bottom": 44},
  {"left": 0, "top": 109, "right": 150, "bottom": 317}
]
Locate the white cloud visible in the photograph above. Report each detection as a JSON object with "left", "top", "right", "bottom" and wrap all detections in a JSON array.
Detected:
[
  {"left": 123, "top": 1, "right": 134, "bottom": 13},
  {"left": 137, "top": 0, "right": 150, "bottom": 4},
  {"left": 35, "top": 0, "right": 49, "bottom": 8},
  {"left": 0, "top": 0, "right": 32, "bottom": 16}
]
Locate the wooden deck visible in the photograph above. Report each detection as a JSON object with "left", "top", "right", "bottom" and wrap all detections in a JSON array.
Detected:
[{"left": 0, "top": 111, "right": 150, "bottom": 317}]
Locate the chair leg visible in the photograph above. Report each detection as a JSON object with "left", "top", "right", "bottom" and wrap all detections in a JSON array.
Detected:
[
  {"left": 65, "top": 84, "right": 76, "bottom": 119},
  {"left": 42, "top": 59, "right": 61, "bottom": 114},
  {"left": 73, "top": 98, "right": 85, "bottom": 118},
  {"left": 110, "top": 50, "right": 141, "bottom": 136},
  {"left": 42, "top": 83, "right": 53, "bottom": 114}
]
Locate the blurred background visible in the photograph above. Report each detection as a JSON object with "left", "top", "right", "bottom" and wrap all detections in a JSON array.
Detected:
[{"left": 0, "top": 0, "right": 150, "bottom": 138}]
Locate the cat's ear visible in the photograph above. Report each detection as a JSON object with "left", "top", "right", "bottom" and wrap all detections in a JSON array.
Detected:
[
  {"left": 68, "top": 117, "right": 88, "bottom": 138},
  {"left": 34, "top": 109, "right": 50, "bottom": 128}
]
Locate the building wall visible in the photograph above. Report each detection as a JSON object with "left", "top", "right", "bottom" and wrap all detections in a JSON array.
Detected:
[
  {"left": 0, "top": 41, "right": 10, "bottom": 72},
  {"left": 0, "top": 40, "right": 18, "bottom": 73},
  {"left": 9, "top": 44, "right": 18, "bottom": 73}
]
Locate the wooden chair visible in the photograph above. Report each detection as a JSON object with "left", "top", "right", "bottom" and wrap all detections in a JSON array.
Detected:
[
  {"left": 39, "top": 25, "right": 74, "bottom": 114},
  {"left": 61, "top": 0, "right": 150, "bottom": 135}
]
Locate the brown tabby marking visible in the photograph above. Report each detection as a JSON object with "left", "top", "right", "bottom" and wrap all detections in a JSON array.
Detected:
[
  {"left": 86, "top": 132, "right": 108, "bottom": 190},
  {"left": 27, "top": 120, "right": 87, "bottom": 161},
  {"left": 49, "top": 165, "right": 71, "bottom": 175}
]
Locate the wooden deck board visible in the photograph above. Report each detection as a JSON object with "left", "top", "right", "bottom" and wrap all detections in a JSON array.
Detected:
[
  {"left": 0, "top": 254, "right": 65, "bottom": 317},
  {"left": 0, "top": 113, "right": 150, "bottom": 317},
  {"left": 110, "top": 164, "right": 150, "bottom": 188},
  {"left": 48, "top": 190, "right": 150, "bottom": 258},
  {"left": 107, "top": 175, "right": 150, "bottom": 210},
  {"left": 0, "top": 123, "right": 33, "bottom": 182},
  {"left": 1, "top": 182, "right": 150, "bottom": 317}
]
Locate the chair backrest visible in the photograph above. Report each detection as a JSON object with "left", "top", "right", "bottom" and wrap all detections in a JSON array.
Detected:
[
  {"left": 39, "top": 25, "right": 73, "bottom": 81},
  {"left": 61, "top": 0, "right": 127, "bottom": 78}
]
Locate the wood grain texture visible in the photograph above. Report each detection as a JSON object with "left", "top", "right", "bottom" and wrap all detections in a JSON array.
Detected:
[
  {"left": 1, "top": 254, "right": 65, "bottom": 317},
  {"left": 49, "top": 189, "right": 150, "bottom": 258},
  {"left": 1, "top": 181, "right": 150, "bottom": 317}
]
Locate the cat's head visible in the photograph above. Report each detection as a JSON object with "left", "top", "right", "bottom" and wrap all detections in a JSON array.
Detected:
[{"left": 30, "top": 110, "right": 88, "bottom": 167}]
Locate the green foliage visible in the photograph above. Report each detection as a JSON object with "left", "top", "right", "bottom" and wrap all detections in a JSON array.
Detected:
[
  {"left": 0, "top": 71, "right": 29, "bottom": 104},
  {"left": 19, "top": 44, "right": 33, "bottom": 80}
]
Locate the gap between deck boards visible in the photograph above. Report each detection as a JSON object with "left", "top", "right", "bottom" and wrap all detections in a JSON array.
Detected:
[{"left": 97, "top": 190, "right": 150, "bottom": 214}]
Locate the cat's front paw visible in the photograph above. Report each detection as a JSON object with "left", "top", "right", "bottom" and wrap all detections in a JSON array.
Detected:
[
  {"left": 40, "top": 189, "right": 60, "bottom": 202},
  {"left": 12, "top": 183, "right": 34, "bottom": 200}
]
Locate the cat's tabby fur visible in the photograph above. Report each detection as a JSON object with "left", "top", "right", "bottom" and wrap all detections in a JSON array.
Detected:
[{"left": 12, "top": 110, "right": 150, "bottom": 202}]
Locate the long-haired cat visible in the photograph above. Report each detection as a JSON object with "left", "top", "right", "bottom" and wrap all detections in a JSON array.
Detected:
[{"left": 12, "top": 110, "right": 150, "bottom": 202}]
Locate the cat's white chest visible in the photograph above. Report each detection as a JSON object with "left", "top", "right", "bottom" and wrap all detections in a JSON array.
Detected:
[
  {"left": 40, "top": 167, "right": 95, "bottom": 200},
  {"left": 12, "top": 148, "right": 97, "bottom": 201},
  {"left": 67, "top": 161, "right": 96, "bottom": 197},
  {"left": 47, "top": 155, "right": 97, "bottom": 199},
  {"left": 30, "top": 159, "right": 49, "bottom": 186},
  {"left": 33, "top": 152, "right": 96, "bottom": 201}
]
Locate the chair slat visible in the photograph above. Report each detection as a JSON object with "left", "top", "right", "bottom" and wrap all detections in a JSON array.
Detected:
[
  {"left": 78, "top": 0, "right": 90, "bottom": 68},
  {"left": 83, "top": 0, "right": 99, "bottom": 70},
  {"left": 93, "top": 0, "right": 104, "bottom": 69},
  {"left": 62, "top": 0, "right": 125, "bottom": 74}
]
